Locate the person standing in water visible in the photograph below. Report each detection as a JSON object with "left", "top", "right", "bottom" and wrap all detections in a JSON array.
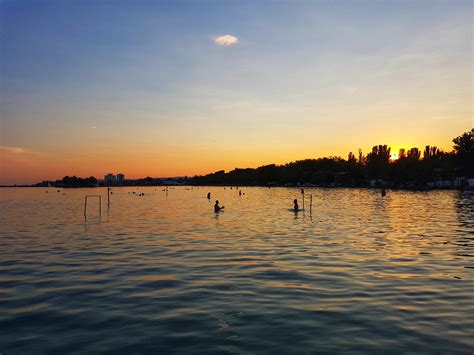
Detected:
[
  {"left": 293, "top": 199, "right": 299, "bottom": 212},
  {"left": 207, "top": 192, "right": 211, "bottom": 199},
  {"left": 214, "top": 200, "right": 224, "bottom": 212}
]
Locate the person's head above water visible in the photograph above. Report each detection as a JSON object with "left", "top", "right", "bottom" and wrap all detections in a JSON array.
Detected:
[
  {"left": 215, "top": 200, "right": 219, "bottom": 204},
  {"left": 294, "top": 199, "right": 298, "bottom": 204}
]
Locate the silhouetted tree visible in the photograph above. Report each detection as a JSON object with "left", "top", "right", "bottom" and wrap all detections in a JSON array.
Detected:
[
  {"left": 406, "top": 148, "right": 421, "bottom": 160},
  {"left": 348, "top": 152, "right": 357, "bottom": 165},
  {"left": 452, "top": 129, "right": 473, "bottom": 177},
  {"left": 423, "top": 145, "right": 440, "bottom": 160},
  {"left": 366, "top": 145, "right": 391, "bottom": 179},
  {"left": 62, "top": 175, "right": 97, "bottom": 187},
  {"left": 453, "top": 129, "right": 473, "bottom": 155},
  {"left": 85, "top": 176, "right": 97, "bottom": 185},
  {"left": 358, "top": 148, "right": 366, "bottom": 165}
]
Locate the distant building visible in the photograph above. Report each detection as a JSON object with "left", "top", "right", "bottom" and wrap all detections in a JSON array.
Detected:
[
  {"left": 104, "top": 173, "right": 116, "bottom": 184},
  {"left": 117, "top": 173, "right": 125, "bottom": 184}
]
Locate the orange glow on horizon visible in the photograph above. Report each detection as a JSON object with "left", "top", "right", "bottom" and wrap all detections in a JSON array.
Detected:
[{"left": 0, "top": 138, "right": 457, "bottom": 185}]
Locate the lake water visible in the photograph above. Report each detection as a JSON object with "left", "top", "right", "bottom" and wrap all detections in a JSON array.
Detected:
[{"left": 1, "top": 187, "right": 473, "bottom": 353}]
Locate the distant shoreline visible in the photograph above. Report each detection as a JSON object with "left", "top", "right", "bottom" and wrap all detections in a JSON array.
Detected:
[{"left": 0, "top": 184, "right": 467, "bottom": 192}]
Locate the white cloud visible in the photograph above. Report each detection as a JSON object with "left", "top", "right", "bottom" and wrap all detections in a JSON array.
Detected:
[{"left": 213, "top": 34, "right": 238, "bottom": 46}]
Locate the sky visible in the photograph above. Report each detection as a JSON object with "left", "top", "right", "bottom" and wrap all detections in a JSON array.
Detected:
[{"left": 0, "top": 0, "right": 472, "bottom": 184}]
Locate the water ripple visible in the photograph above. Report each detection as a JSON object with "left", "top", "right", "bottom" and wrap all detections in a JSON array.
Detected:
[{"left": 0, "top": 187, "right": 473, "bottom": 353}]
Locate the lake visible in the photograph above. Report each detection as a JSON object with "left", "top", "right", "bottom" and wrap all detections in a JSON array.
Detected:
[{"left": 0, "top": 187, "right": 473, "bottom": 353}]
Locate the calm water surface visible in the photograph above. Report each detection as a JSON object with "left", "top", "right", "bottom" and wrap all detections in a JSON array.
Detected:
[{"left": 1, "top": 187, "right": 473, "bottom": 353}]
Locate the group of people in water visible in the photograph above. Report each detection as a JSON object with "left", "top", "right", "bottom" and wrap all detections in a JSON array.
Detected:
[
  {"left": 207, "top": 190, "right": 302, "bottom": 213},
  {"left": 207, "top": 187, "right": 386, "bottom": 213}
]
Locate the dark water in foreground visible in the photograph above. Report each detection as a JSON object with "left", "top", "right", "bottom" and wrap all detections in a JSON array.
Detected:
[{"left": 0, "top": 187, "right": 473, "bottom": 354}]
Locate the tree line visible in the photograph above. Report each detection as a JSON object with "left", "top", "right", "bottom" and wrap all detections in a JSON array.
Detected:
[
  {"left": 34, "top": 176, "right": 98, "bottom": 187},
  {"left": 61, "top": 176, "right": 98, "bottom": 187},
  {"left": 191, "top": 129, "right": 473, "bottom": 188}
]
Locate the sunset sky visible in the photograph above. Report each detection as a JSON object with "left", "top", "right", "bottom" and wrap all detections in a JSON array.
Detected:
[{"left": 1, "top": 0, "right": 472, "bottom": 184}]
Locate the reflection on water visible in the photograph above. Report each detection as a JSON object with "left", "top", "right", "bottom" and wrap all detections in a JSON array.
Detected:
[{"left": 0, "top": 187, "right": 473, "bottom": 353}]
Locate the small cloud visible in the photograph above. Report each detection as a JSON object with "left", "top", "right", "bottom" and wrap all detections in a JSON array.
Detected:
[
  {"left": 0, "top": 146, "right": 27, "bottom": 154},
  {"left": 213, "top": 34, "right": 238, "bottom": 46}
]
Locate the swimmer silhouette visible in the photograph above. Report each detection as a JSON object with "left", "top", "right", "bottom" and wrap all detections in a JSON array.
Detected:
[
  {"left": 381, "top": 188, "right": 386, "bottom": 197},
  {"left": 294, "top": 199, "right": 299, "bottom": 212},
  {"left": 214, "top": 200, "right": 224, "bottom": 212},
  {"left": 207, "top": 192, "right": 211, "bottom": 199}
]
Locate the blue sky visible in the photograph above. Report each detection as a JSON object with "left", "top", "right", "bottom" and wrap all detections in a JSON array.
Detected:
[{"left": 0, "top": 0, "right": 472, "bottom": 183}]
